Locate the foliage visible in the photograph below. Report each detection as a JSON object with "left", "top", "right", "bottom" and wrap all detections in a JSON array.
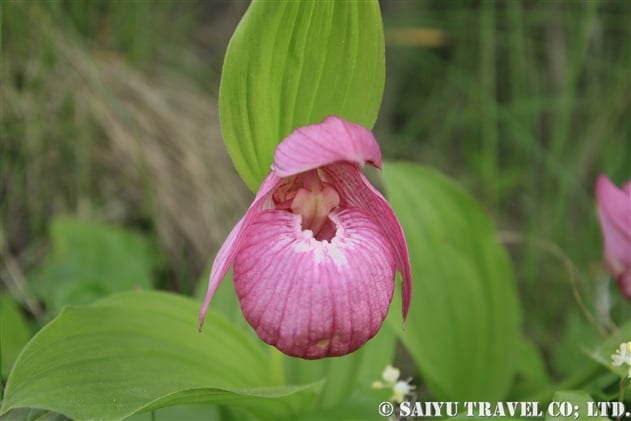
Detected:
[
  {"left": 0, "top": 295, "right": 32, "bottom": 378},
  {"left": 1, "top": 291, "right": 321, "bottom": 420},
  {"left": 27, "top": 217, "right": 158, "bottom": 315},
  {"left": 383, "top": 163, "right": 521, "bottom": 400},
  {"left": 219, "top": 1, "right": 385, "bottom": 191}
]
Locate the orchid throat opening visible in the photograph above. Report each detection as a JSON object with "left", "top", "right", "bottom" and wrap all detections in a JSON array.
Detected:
[{"left": 272, "top": 169, "right": 340, "bottom": 242}]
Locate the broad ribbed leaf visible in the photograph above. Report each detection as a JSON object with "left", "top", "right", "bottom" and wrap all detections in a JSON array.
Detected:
[
  {"left": 0, "top": 291, "right": 320, "bottom": 420},
  {"left": 0, "top": 294, "right": 32, "bottom": 378},
  {"left": 28, "top": 217, "right": 156, "bottom": 313},
  {"left": 220, "top": 0, "right": 385, "bottom": 191},
  {"left": 382, "top": 162, "right": 521, "bottom": 400}
]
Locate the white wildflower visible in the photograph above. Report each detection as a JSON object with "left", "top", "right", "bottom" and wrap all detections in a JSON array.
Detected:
[
  {"left": 611, "top": 341, "right": 631, "bottom": 378},
  {"left": 373, "top": 364, "right": 416, "bottom": 404},
  {"left": 391, "top": 379, "right": 415, "bottom": 403},
  {"left": 382, "top": 364, "right": 400, "bottom": 385}
]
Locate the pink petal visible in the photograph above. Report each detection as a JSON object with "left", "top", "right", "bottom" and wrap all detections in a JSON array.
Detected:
[
  {"left": 321, "top": 162, "right": 412, "bottom": 324},
  {"left": 595, "top": 175, "right": 631, "bottom": 273},
  {"left": 233, "top": 207, "right": 395, "bottom": 359},
  {"left": 272, "top": 116, "right": 382, "bottom": 178},
  {"left": 198, "top": 172, "right": 281, "bottom": 330},
  {"left": 596, "top": 175, "right": 631, "bottom": 232}
]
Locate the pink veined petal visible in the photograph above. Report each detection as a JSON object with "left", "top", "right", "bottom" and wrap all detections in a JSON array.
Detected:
[
  {"left": 233, "top": 207, "right": 396, "bottom": 359},
  {"left": 272, "top": 116, "right": 383, "bottom": 178},
  {"left": 321, "top": 162, "right": 412, "bottom": 325},
  {"left": 198, "top": 171, "right": 281, "bottom": 330},
  {"left": 595, "top": 175, "right": 631, "bottom": 270}
]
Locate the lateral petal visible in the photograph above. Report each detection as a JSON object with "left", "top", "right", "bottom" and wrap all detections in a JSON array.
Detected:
[
  {"left": 233, "top": 207, "right": 395, "bottom": 359},
  {"left": 199, "top": 172, "right": 281, "bottom": 329},
  {"left": 272, "top": 116, "right": 382, "bottom": 178},
  {"left": 323, "top": 163, "right": 412, "bottom": 324}
]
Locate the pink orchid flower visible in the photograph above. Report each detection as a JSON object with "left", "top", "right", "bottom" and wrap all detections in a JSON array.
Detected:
[
  {"left": 595, "top": 174, "right": 631, "bottom": 300},
  {"left": 199, "top": 116, "right": 412, "bottom": 359}
]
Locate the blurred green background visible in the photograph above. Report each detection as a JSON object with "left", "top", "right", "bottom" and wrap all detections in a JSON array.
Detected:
[{"left": 1, "top": 0, "right": 630, "bottom": 388}]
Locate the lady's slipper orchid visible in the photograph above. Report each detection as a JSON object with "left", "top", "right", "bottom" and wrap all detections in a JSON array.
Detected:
[
  {"left": 595, "top": 174, "right": 631, "bottom": 300},
  {"left": 199, "top": 116, "right": 411, "bottom": 359}
]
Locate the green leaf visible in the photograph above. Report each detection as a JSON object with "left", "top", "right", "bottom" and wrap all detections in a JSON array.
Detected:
[
  {"left": 297, "top": 389, "right": 386, "bottom": 421},
  {"left": 509, "top": 337, "right": 552, "bottom": 399},
  {"left": 1, "top": 291, "right": 321, "bottom": 420},
  {"left": 552, "top": 310, "right": 601, "bottom": 378},
  {"left": 28, "top": 217, "right": 157, "bottom": 314},
  {"left": 587, "top": 319, "right": 631, "bottom": 379},
  {"left": 0, "top": 294, "right": 32, "bottom": 378},
  {"left": 382, "top": 162, "right": 522, "bottom": 400},
  {"left": 126, "top": 403, "right": 220, "bottom": 420},
  {"left": 220, "top": 0, "right": 385, "bottom": 191}
]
